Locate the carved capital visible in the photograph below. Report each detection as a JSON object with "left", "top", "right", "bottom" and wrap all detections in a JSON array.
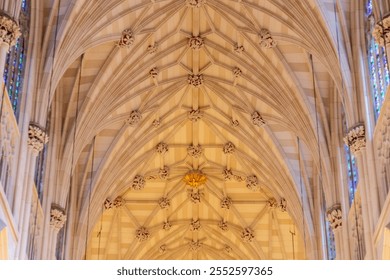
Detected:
[
  {"left": 117, "top": 29, "right": 134, "bottom": 47},
  {"left": 135, "top": 226, "right": 150, "bottom": 241},
  {"left": 187, "top": 189, "right": 202, "bottom": 204},
  {"left": 27, "top": 124, "right": 49, "bottom": 154},
  {"left": 373, "top": 16, "right": 390, "bottom": 46},
  {"left": 344, "top": 125, "right": 366, "bottom": 155},
  {"left": 240, "top": 227, "right": 255, "bottom": 242},
  {"left": 220, "top": 196, "right": 232, "bottom": 209},
  {"left": 187, "top": 144, "right": 203, "bottom": 158},
  {"left": 158, "top": 196, "right": 171, "bottom": 209},
  {"left": 187, "top": 74, "right": 204, "bottom": 87},
  {"left": 327, "top": 204, "right": 342, "bottom": 231},
  {"left": 188, "top": 36, "right": 204, "bottom": 50},
  {"left": 50, "top": 206, "right": 66, "bottom": 231},
  {"left": 132, "top": 175, "right": 146, "bottom": 190},
  {"left": 246, "top": 175, "right": 259, "bottom": 191},
  {"left": 0, "top": 15, "right": 21, "bottom": 47},
  {"left": 259, "top": 28, "right": 276, "bottom": 48}
]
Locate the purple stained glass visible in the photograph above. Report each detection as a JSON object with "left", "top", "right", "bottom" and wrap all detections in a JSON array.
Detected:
[{"left": 366, "top": 0, "right": 373, "bottom": 16}]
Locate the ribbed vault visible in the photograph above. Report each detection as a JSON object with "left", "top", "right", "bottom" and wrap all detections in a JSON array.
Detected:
[{"left": 41, "top": 0, "right": 352, "bottom": 260}]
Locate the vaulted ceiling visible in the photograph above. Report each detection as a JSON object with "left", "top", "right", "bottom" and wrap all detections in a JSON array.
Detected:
[{"left": 39, "top": 0, "right": 355, "bottom": 260}]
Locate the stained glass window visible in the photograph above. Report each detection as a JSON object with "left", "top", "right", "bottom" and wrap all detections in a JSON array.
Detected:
[
  {"left": 3, "top": 0, "right": 30, "bottom": 118},
  {"left": 345, "top": 145, "right": 358, "bottom": 205},
  {"left": 326, "top": 220, "right": 336, "bottom": 260},
  {"left": 367, "top": 0, "right": 390, "bottom": 120}
]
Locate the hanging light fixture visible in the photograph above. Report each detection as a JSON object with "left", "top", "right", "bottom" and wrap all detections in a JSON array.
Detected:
[{"left": 183, "top": 170, "right": 207, "bottom": 187}]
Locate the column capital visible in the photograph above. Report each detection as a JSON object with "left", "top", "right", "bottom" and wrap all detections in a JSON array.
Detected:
[
  {"left": 50, "top": 205, "right": 67, "bottom": 231},
  {"left": 0, "top": 14, "right": 21, "bottom": 48},
  {"left": 326, "top": 204, "right": 342, "bottom": 231},
  {"left": 373, "top": 15, "right": 390, "bottom": 46},
  {"left": 343, "top": 124, "right": 366, "bottom": 155},
  {"left": 27, "top": 124, "right": 49, "bottom": 154}
]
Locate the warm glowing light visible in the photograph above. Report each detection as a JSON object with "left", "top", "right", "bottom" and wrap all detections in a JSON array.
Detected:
[{"left": 183, "top": 170, "right": 207, "bottom": 187}]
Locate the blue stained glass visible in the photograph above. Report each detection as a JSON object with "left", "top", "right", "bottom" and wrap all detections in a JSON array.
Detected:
[
  {"left": 366, "top": 0, "right": 373, "bottom": 16},
  {"left": 326, "top": 220, "right": 336, "bottom": 260},
  {"left": 345, "top": 144, "right": 358, "bottom": 205}
]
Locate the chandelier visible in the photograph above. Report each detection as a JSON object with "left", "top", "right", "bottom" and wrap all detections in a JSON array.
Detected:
[{"left": 183, "top": 170, "right": 207, "bottom": 187}]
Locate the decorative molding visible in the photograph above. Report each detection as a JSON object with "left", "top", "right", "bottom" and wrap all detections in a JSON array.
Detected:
[
  {"left": 240, "top": 227, "right": 255, "bottom": 242},
  {"left": 187, "top": 144, "right": 203, "bottom": 158},
  {"left": 223, "top": 141, "right": 236, "bottom": 154},
  {"left": 126, "top": 110, "right": 142, "bottom": 126},
  {"left": 186, "top": 0, "right": 206, "bottom": 8},
  {"left": 163, "top": 221, "right": 172, "bottom": 231},
  {"left": 234, "top": 43, "right": 245, "bottom": 54},
  {"left": 183, "top": 170, "right": 207, "bottom": 187},
  {"left": 50, "top": 206, "right": 66, "bottom": 231},
  {"left": 222, "top": 168, "right": 233, "bottom": 181},
  {"left": 149, "top": 67, "right": 159, "bottom": 78},
  {"left": 152, "top": 119, "right": 161, "bottom": 128},
  {"left": 117, "top": 28, "right": 135, "bottom": 47},
  {"left": 258, "top": 28, "right": 276, "bottom": 48},
  {"left": 189, "top": 240, "right": 202, "bottom": 251},
  {"left": 267, "top": 198, "right": 278, "bottom": 209},
  {"left": 218, "top": 220, "right": 229, "bottom": 231},
  {"left": 187, "top": 74, "right": 204, "bottom": 87},
  {"left": 230, "top": 118, "right": 239, "bottom": 127},
  {"left": 27, "top": 124, "right": 49, "bottom": 154},
  {"left": 187, "top": 189, "right": 202, "bottom": 204},
  {"left": 251, "top": 111, "right": 266, "bottom": 127},
  {"left": 373, "top": 16, "right": 390, "bottom": 46},
  {"left": 233, "top": 67, "right": 242, "bottom": 78},
  {"left": 188, "top": 36, "right": 204, "bottom": 50},
  {"left": 104, "top": 196, "right": 125, "bottom": 210},
  {"left": 224, "top": 244, "right": 232, "bottom": 253},
  {"left": 246, "top": 175, "right": 259, "bottom": 191},
  {"left": 158, "top": 166, "right": 170, "bottom": 179},
  {"left": 135, "top": 226, "right": 150, "bottom": 241},
  {"left": 327, "top": 204, "right": 342, "bottom": 231},
  {"left": 188, "top": 109, "right": 203, "bottom": 122},
  {"left": 158, "top": 196, "right": 171, "bottom": 209},
  {"left": 0, "top": 15, "right": 21, "bottom": 47},
  {"left": 190, "top": 219, "right": 201, "bottom": 231},
  {"left": 147, "top": 43, "right": 158, "bottom": 54},
  {"left": 279, "top": 198, "right": 287, "bottom": 212},
  {"left": 132, "top": 175, "right": 146, "bottom": 190},
  {"left": 220, "top": 196, "right": 232, "bottom": 209},
  {"left": 344, "top": 125, "right": 366, "bottom": 155},
  {"left": 156, "top": 142, "right": 169, "bottom": 155}
]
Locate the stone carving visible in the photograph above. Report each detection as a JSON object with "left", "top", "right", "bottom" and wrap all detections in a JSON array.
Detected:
[
  {"left": 188, "top": 36, "right": 204, "bottom": 50},
  {"left": 267, "top": 198, "right": 278, "bottom": 209},
  {"left": 50, "top": 206, "right": 67, "bottom": 231},
  {"left": 132, "top": 175, "right": 146, "bottom": 190},
  {"left": 223, "top": 142, "right": 236, "bottom": 154},
  {"left": 187, "top": 74, "right": 204, "bottom": 87},
  {"left": 0, "top": 15, "right": 21, "bottom": 47},
  {"left": 246, "top": 175, "right": 259, "bottom": 191},
  {"left": 218, "top": 220, "right": 229, "bottom": 231},
  {"left": 230, "top": 118, "right": 239, "bottom": 127},
  {"left": 234, "top": 174, "right": 246, "bottom": 182},
  {"left": 135, "top": 226, "right": 150, "bottom": 241},
  {"left": 372, "top": 16, "right": 390, "bottom": 46},
  {"left": 104, "top": 197, "right": 125, "bottom": 210},
  {"left": 156, "top": 142, "right": 169, "bottom": 155},
  {"left": 152, "top": 119, "right": 160, "bottom": 128},
  {"left": 220, "top": 196, "right": 232, "bottom": 209},
  {"left": 126, "top": 110, "right": 142, "bottom": 126},
  {"left": 159, "top": 166, "right": 170, "bottom": 179},
  {"left": 224, "top": 245, "right": 232, "bottom": 253},
  {"left": 251, "top": 111, "right": 266, "bottom": 127},
  {"left": 186, "top": 0, "right": 206, "bottom": 8},
  {"left": 326, "top": 204, "right": 342, "bottom": 230},
  {"left": 158, "top": 196, "right": 171, "bottom": 209},
  {"left": 163, "top": 221, "right": 172, "bottom": 231},
  {"left": 188, "top": 109, "right": 203, "bottom": 122},
  {"left": 222, "top": 168, "right": 233, "bottom": 181},
  {"left": 344, "top": 125, "right": 366, "bottom": 155},
  {"left": 159, "top": 244, "right": 166, "bottom": 254},
  {"left": 149, "top": 67, "right": 158, "bottom": 78},
  {"left": 240, "top": 227, "right": 255, "bottom": 242},
  {"left": 147, "top": 43, "right": 158, "bottom": 54},
  {"left": 189, "top": 240, "right": 202, "bottom": 251},
  {"left": 258, "top": 28, "right": 276, "bottom": 48},
  {"left": 234, "top": 43, "right": 245, "bottom": 54},
  {"left": 187, "top": 144, "right": 203, "bottom": 158},
  {"left": 233, "top": 67, "right": 242, "bottom": 78},
  {"left": 27, "top": 124, "right": 49, "bottom": 154},
  {"left": 279, "top": 198, "right": 287, "bottom": 212},
  {"left": 187, "top": 189, "right": 202, "bottom": 204},
  {"left": 117, "top": 28, "right": 135, "bottom": 47},
  {"left": 190, "top": 219, "right": 201, "bottom": 231}
]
